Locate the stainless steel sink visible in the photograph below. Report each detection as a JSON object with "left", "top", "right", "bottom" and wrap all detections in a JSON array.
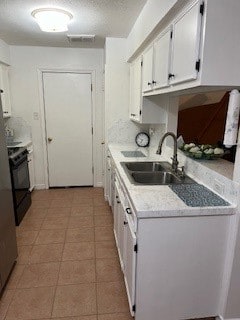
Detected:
[
  {"left": 121, "top": 161, "right": 195, "bottom": 185},
  {"left": 125, "top": 161, "right": 171, "bottom": 172},
  {"left": 131, "top": 171, "right": 194, "bottom": 185}
]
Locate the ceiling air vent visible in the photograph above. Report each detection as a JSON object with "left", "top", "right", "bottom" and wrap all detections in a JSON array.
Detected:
[{"left": 67, "top": 34, "right": 95, "bottom": 43}]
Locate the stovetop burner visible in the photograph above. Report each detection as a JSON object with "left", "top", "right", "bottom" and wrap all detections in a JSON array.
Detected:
[
  {"left": 8, "top": 147, "right": 20, "bottom": 156},
  {"left": 8, "top": 147, "right": 28, "bottom": 166}
]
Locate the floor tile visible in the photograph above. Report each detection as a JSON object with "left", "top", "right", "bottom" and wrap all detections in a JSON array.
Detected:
[
  {"left": 65, "top": 227, "right": 94, "bottom": 243},
  {"left": 6, "top": 264, "right": 25, "bottom": 289},
  {"left": 97, "top": 282, "right": 129, "bottom": 314},
  {"left": 5, "top": 286, "right": 55, "bottom": 320},
  {"left": 93, "top": 197, "right": 107, "bottom": 206},
  {"left": 96, "top": 259, "right": 123, "bottom": 283},
  {"left": 17, "top": 230, "right": 39, "bottom": 246},
  {"left": 31, "top": 190, "right": 52, "bottom": 201},
  {"left": 93, "top": 188, "right": 104, "bottom": 195},
  {"left": 47, "top": 207, "right": 71, "bottom": 217},
  {"left": 72, "top": 197, "right": 94, "bottom": 206},
  {"left": 98, "top": 313, "right": 132, "bottom": 320},
  {"left": 29, "top": 244, "right": 63, "bottom": 263},
  {"left": 58, "top": 260, "right": 96, "bottom": 285},
  {"left": 52, "top": 283, "right": 97, "bottom": 317},
  {"left": 17, "top": 262, "right": 60, "bottom": 288},
  {"left": 93, "top": 206, "right": 111, "bottom": 216},
  {"left": 68, "top": 216, "right": 94, "bottom": 229},
  {"left": 71, "top": 206, "right": 94, "bottom": 216},
  {"left": 17, "top": 246, "right": 33, "bottom": 265},
  {"left": 94, "top": 215, "right": 113, "bottom": 227},
  {"left": 44, "top": 317, "right": 97, "bottom": 320},
  {"left": 0, "top": 289, "right": 15, "bottom": 320},
  {"left": 94, "top": 227, "right": 114, "bottom": 242},
  {"left": 35, "top": 229, "right": 66, "bottom": 244},
  {"left": 24, "top": 208, "right": 48, "bottom": 220},
  {"left": 31, "top": 200, "right": 51, "bottom": 209},
  {"left": 74, "top": 188, "right": 94, "bottom": 198},
  {"left": 95, "top": 242, "right": 118, "bottom": 259},
  {"left": 41, "top": 217, "right": 69, "bottom": 230},
  {"left": 62, "top": 242, "right": 95, "bottom": 261},
  {"left": 50, "top": 199, "right": 73, "bottom": 208},
  {"left": 18, "top": 218, "right": 44, "bottom": 232}
]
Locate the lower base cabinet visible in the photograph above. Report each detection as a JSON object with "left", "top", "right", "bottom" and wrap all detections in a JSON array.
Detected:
[
  {"left": 27, "top": 146, "right": 35, "bottom": 192},
  {"left": 112, "top": 170, "right": 231, "bottom": 320}
]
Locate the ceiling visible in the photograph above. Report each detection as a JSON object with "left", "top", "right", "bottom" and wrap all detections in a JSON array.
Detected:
[{"left": 0, "top": 0, "right": 147, "bottom": 48}]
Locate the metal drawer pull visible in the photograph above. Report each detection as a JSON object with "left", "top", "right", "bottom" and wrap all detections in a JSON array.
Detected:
[
  {"left": 126, "top": 207, "right": 132, "bottom": 215},
  {"left": 124, "top": 221, "right": 128, "bottom": 225}
]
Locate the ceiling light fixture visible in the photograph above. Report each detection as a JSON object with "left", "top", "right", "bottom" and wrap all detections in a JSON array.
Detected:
[{"left": 31, "top": 8, "right": 73, "bottom": 32}]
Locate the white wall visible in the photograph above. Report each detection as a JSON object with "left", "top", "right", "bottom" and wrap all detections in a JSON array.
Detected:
[
  {"left": 105, "top": 37, "right": 130, "bottom": 136},
  {"left": 0, "top": 39, "right": 10, "bottom": 65},
  {"left": 126, "top": 0, "right": 178, "bottom": 60},
  {"left": 9, "top": 45, "right": 104, "bottom": 188}
]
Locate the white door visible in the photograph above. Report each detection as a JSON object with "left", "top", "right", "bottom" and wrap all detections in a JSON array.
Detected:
[
  {"left": 153, "top": 28, "right": 172, "bottom": 89},
  {"left": 142, "top": 46, "right": 153, "bottom": 93},
  {"left": 123, "top": 212, "right": 137, "bottom": 316},
  {"left": 170, "top": 1, "right": 202, "bottom": 85},
  {"left": 43, "top": 72, "right": 93, "bottom": 187}
]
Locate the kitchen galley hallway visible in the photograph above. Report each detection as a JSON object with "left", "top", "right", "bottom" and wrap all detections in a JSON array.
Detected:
[{"left": 0, "top": 187, "right": 132, "bottom": 320}]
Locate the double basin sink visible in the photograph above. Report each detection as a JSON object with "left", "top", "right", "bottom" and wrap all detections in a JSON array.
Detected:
[{"left": 121, "top": 161, "right": 195, "bottom": 185}]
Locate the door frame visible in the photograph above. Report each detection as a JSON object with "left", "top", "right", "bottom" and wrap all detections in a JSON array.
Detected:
[{"left": 37, "top": 68, "right": 96, "bottom": 189}]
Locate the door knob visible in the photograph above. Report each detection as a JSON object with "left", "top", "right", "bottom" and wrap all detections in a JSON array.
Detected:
[{"left": 48, "top": 137, "right": 53, "bottom": 142}]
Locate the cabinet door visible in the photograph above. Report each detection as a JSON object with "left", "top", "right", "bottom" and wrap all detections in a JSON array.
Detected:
[
  {"left": 142, "top": 46, "right": 153, "bottom": 93},
  {"left": 27, "top": 152, "right": 35, "bottom": 191},
  {"left": 0, "top": 65, "right": 11, "bottom": 117},
  {"left": 106, "top": 156, "right": 111, "bottom": 204},
  {"left": 123, "top": 213, "right": 137, "bottom": 316},
  {"left": 117, "top": 202, "right": 126, "bottom": 269},
  {"left": 170, "top": 1, "right": 202, "bottom": 85},
  {"left": 153, "top": 28, "right": 172, "bottom": 89},
  {"left": 129, "top": 57, "right": 142, "bottom": 122},
  {"left": 113, "top": 184, "right": 120, "bottom": 246}
]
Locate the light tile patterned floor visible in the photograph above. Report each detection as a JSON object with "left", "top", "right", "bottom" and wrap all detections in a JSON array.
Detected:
[{"left": 0, "top": 187, "right": 132, "bottom": 320}]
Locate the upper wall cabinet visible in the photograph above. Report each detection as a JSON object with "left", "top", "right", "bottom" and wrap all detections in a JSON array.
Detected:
[
  {"left": 142, "top": 28, "right": 172, "bottom": 93},
  {"left": 170, "top": 1, "right": 202, "bottom": 85},
  {"left": 129, "top": 56, "right": 167, "bottom": 124},
  {"left": 0, "top": 64, "right": 11, "bottom": 117},
  {"left": 139, "top": 0, "right": 240, "bottom": 96}
]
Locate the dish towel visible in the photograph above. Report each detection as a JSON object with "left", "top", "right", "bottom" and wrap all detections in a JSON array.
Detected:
[{"left": 223, "top": 89, "right": 240, "bottom": 148}]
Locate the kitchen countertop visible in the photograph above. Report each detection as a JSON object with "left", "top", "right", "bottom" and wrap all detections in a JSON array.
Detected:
[
  {"left": 108, "top": 143, "right": 238, "bottom": 218},
  {"left": 7, "top": 139, "right": 32, "bottom": 148}
]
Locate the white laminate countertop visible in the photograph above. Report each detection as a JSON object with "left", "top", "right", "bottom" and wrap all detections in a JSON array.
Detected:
[
  {"left": 7, "top": 140, "right": 32, "bottom": 148},
  {"left": 108, "top": 143, "right": 238, "bottom": 219}
]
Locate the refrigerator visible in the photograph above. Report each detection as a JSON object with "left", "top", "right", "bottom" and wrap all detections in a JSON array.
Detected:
[{"left": 0, "top": 94, "right": 17, "bottom": 293}]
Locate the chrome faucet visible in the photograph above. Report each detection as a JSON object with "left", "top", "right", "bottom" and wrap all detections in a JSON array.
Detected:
[{"left": 156, "top": 132, "right": 179, "bottom": 173}]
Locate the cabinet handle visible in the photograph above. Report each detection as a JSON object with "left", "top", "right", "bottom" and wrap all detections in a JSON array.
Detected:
[
  {"left": 126, "top": 207, "right": 132, "bottom": 215},
  {"left": 27, "top": 159, "right": 32, "bottom": 163},
  {"left": 0, "top": 89, "right": 3, "bottom": 93},
  {"left": 124, "top": 221, "right": 128, "bottom": 225},
  {"left": 168, "top": 73, "right": 175, "bottom": 79},
  {"left": 3, "top": 111, "right": 8, "bottom": 114},
  {"left": 152, "top": 80, "right": 157, "bottom": 85},
  {"left": 131, "top": 113, "right": 136, "bottom": 116},
  {"left": 147, "top": 82, "right": 152, "bottom": 86},
  {"left": 116, "top": 195, "right": 119, "bottom": 199},
  {"left": 117, "top": 200, "right": 121, "bottom": 204}
]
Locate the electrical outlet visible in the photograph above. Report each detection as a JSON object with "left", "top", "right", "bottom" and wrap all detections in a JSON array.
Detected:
[{"left": 214, "top": 179, "right": 225, "bottom": 196}]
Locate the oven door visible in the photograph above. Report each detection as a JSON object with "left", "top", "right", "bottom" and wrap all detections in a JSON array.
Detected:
[{"left": 11, "top": 155, "right": 30, "bottom": 206}]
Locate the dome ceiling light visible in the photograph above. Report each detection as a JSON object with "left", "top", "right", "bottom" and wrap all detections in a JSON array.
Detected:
[{"left": 31, "top": 8, "right": 73, "bottom": 32}]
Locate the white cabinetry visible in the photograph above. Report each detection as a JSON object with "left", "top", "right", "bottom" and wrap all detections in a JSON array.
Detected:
[
  {"left": 142, "top": 46, "right": 154, "bottom": 93},
  {"left": 170, "top": 0, "right": 202, "bottom": 85},
  {"left": 27, "top": 146, "right": 35, "bottom": 192},
  {"left": 137, "top": 0, "right": 240, "bottom": 97},
  {"left": 105, "top": 152, "right": 115, "bottom": 207},
  {"left": 0, "top": 64, "right": 11, "bottom": 117},
  {"left": 129, "top": 56, "right": 167, "bottom": 124},
  {"left": 129, "top": 57, "right": 142, "bottom": 122},
  {"left": 153, "top": 28, "right": 172, "bottom": 89},
  {"left": 123, "top": 212, "right": 137, "bottom": 316}
]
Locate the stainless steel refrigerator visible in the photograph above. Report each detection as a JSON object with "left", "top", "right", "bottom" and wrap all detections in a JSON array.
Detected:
[{"left": 0, "top": 94, "right": 17, "bottom": 293}]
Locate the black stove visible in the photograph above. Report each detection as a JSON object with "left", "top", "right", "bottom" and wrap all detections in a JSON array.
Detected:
[{"left": 8, "top": 147, "right": 31, "bottom": 225}]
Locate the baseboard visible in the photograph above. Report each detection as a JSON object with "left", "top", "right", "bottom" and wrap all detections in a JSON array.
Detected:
[
  {"left": 94, "top": 182, "right": 103, "bottom": 187},
  {"left": 34, "top": 184, "right": 47, "bottom": 190}
]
